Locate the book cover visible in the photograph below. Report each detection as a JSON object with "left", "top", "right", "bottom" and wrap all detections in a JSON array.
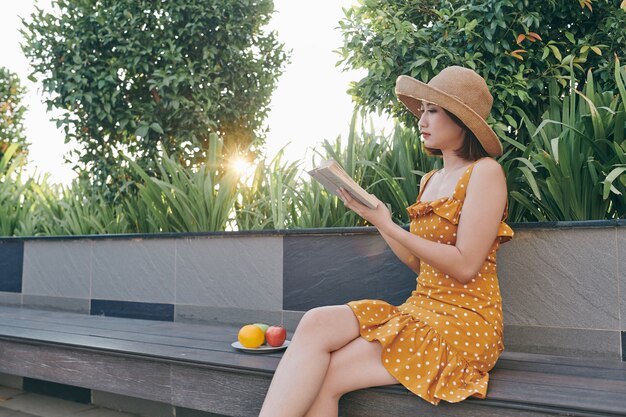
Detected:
[{"left": 307, "top": 159, "right": 378, "bottom": 209}]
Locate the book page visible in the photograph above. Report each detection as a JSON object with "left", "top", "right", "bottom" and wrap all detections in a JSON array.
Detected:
[{"left": 307, "top": 160, "right": 378, "bottom": 209}]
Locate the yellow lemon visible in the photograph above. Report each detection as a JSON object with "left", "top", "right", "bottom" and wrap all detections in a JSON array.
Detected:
[{"left": 238, "top": 324, "right": 265, "bottom": 348}]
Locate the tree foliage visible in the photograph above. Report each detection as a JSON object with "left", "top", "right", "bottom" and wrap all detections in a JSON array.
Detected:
[
  {"left": 21, "top": 0, "right": 289, "bottom": 193},
  {"left": 0, "top": 67, "right": 28, "bottom": 161},
  {"left": 337, "top": 0, "right": 626, "bottom": 154}
]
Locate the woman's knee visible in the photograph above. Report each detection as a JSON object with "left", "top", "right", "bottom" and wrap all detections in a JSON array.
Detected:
[
  {"left": 296, "top": 306, "right": 334, "bottom": 335},
  {"left": 292, "top": 305, "right": 359, "bottom": 352},
  {"left": 295, "top": 305, "right": 356, "bottom": 340}
]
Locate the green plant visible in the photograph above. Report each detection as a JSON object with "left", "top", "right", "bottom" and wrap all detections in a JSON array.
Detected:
[
  {"left": 337, "top": 0, "right": 626, "bottom": 157},
  {"left": 509, "top": 58, "right": 626, "bottom": 221},
  {"left": 294, "top": 112, "right": 440, "bottom": 228},
  {"left": 370, "top": 124, "right": 440, "bottom": 223},
  {"left": 0, "top": 144, "right": 37, "bottom": 236},
  {"left": 294, "top": 113, "right": 381, "bottom": 228},
  {"left": 128, "top": 133, "right": 240, "bottom": 232},
  {"left": 33, "top": 178, "right": 130, "bottom": 236},
  {"left": 234, "top": 147, "right": 301, "bottom": 230},
  {"left": 21, "top": 0, "right": 289, "bottom": 195},
  {"left": 0, "top": 67, "right": 28, "bottom": 160}
]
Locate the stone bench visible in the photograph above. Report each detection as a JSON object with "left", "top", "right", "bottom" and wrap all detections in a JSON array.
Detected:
[{"left": 0, "top": 305, "right": 625, "bottom": 417}]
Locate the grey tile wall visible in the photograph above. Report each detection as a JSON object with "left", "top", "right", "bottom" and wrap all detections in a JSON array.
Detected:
[
  {"left": 174, "top": 305, "right": 304, "bottom": 332},
  {"left": 283, "top": 234, "right": 416, "bottom": 311},
  {"left": 92, "top": 239, "right": 176, "bottom": 303},
  {"left": 503, "top": 324, "right": 621, "bottom": 360},
  {"left": 0, "top": 291, "right": 21, "bottom": 306},
  {"left": 22, "top": 295, "right": 90, "bottom": 314},
  {"left": 175, "top": 236, "right": 282, "bottom": 310},
  {"left": 497, "top": 228, "right": 619, "bottom": 330},
  {"left": 175, "top": 305, "right": 284, "bottom": 328},
  {"left": 22, "top": 240, "right": 91, "bottom": 299},
  {"left": 281, "top": 310, "right": 306, "bottom": 333}
]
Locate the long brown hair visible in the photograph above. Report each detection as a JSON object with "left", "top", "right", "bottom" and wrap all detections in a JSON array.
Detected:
[{"left": 423, "top": 109, "right": 490, "bottom": 161}]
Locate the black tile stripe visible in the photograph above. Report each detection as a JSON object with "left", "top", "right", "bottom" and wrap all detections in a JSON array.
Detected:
[
  {"left": 622, "top": 331, "right": 626, "bottom": 362},
  {"left": 283, "top": 235, "right": 415, "bottom": 311},
  {"left": 0, "top": 240, "right": 23, "bottom": 293},
  {"left": 91, "top": 299, "right": 174, "bottom": 321},
  {"left": 23, "top": 377, "right": 91, "bottom": 404}
]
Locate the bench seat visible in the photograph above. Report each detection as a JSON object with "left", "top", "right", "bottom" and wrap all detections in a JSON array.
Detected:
[{"left": 0, "top": 306, "right": 624, "bottom": 417}]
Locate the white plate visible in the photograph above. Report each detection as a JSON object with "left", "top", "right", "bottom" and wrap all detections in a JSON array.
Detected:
[{"left": 231, "top": 340, "right": 290, "bottom": 353}]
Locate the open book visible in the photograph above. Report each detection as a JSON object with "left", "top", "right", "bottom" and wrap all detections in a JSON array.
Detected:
[{"left": 307, "top": 159, "right": 378, "bottom": 209}]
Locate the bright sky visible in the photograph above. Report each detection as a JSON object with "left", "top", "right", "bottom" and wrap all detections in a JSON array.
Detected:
[{"left": 0, "top": 0, "right": 394, "bottom": 185}]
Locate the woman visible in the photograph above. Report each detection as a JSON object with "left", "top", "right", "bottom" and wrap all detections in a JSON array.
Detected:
[{"left": 258, "top": 66, "right": 514, "bottom": 416}]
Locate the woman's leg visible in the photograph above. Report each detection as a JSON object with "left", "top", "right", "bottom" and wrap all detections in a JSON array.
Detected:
[
  {"left": 302, "top": 336, "right": 399, "bottom": 417},
  {"left": 258, "top": 305, "right": 361, "bottom": 417}
]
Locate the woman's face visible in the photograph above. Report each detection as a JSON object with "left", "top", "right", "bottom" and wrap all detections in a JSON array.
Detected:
[{"left": 418, "top": 102, "right": 465, "bottom": 152}]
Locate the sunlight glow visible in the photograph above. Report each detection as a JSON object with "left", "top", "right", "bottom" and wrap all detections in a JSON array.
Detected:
[{"left": 230, "top": 157, "right": 257, "bottom": 186}]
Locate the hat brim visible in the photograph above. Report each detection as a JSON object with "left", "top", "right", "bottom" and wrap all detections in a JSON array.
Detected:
[{"left": 395, "top": 75, "right": 502, "bottom": 157}]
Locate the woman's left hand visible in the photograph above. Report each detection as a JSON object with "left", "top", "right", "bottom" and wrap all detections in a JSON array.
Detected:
[{"left": 337, "top": 188, "right": 393, "bottom": 229}]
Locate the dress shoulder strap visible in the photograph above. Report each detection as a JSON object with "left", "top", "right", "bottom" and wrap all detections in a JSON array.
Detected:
[
  {"left": 416, "top": 169, "right": 439, "bottom": 201},
  {"left": 452, "top": 157, "right": 488, "bottom": 201}
]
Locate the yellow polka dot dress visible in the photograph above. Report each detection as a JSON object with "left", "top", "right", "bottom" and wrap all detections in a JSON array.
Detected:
[{"left": 347, "top": 158, "right": 514, "bottom": 406}]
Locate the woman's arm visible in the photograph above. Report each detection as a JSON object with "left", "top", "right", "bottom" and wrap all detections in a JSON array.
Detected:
[
  {"left": 379, "top": 159, "right": 507, "bottom": 283},
  {"left": 339, "top": 158, "right": 507, "bottom": 284},
  {"left": 378, "top": 229, "right": 420, "bottom": 274},
  {"left": 376, "top": 173, "right": 430, "bottom": 274}
]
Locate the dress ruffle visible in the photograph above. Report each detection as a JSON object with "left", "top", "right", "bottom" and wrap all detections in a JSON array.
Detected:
[
  {"left": 348, "top": 300, "right": 491, "bottom": 405},
  {"left": 406, "top": 198, "right": 462, "bottom": 224},
  {"left": 496, "top": 222, "right": 514, "bottom": 243},
  {"left": 406, "top": 198, "right": 513, "bottom": 244}
]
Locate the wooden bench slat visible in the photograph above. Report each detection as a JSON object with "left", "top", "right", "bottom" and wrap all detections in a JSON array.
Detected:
[
  {"left": 490, "top": 368, "right": 626, "bottom": 394},
  {"left": 0, "top": 325, "right": 280, "bottom": 373},
  {"left": 0, "top": 307, "right": 244, "bottom": 342},
  {"left": 0, "top": 318, "right": 266, "bottom": 354},
  {"left": 494, "top": 356, "right": 626, "bottom": 381},
  {"left": 499, "top": 350, "right": 626, "bottom": 370},
  {"left": 486, "top": 377, "right": 626, "bottom": 415},
  {"left": 5, "top": 308, "right": 625, "bottom": 387}
]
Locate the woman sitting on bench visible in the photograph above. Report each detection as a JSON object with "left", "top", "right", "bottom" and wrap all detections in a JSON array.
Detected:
[{"left": 259, "top": 66, "right": 514, "bottom": 417}]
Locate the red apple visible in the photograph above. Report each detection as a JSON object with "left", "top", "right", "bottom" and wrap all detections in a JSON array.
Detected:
[{"left": 265, "top": 325, "right": 287, "bottom": 347}]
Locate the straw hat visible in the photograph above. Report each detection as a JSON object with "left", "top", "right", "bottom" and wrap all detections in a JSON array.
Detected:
[{"left": 395, "top": 66, "right": 502, "bottom": 157}]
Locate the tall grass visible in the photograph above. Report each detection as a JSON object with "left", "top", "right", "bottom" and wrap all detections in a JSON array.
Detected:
[
  {"left": 371, "top": 124, "right": 440, "bottom": 223},
  {"left": 35, "top": 179, "right": 130, "bottom": 235},
  {"left": 1, "top": 62, "right": 624, "bottom": 238},
  {"left": 295, "top": 112, "right": 439, "bottom": 227},
  {"left": 234, "top": 147, "right": 301, "bottom": 230},
  {"left": 509, "top": 58, "right": 626, "bottom": 221},
  {"left": 300, "top": 113, "right": 385, "bottom": 227},
  {"left": 128, "top": 133, "right": 241, "bottom": 233},
  {"left": 0, "top": 143, "right": 51, "bottom": 236}
]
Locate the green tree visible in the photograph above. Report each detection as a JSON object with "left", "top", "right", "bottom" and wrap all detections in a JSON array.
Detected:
[
  {"left": 0, "top": 67, "right": 28, "bottom": 161},
  {"left": 337, "top": 0, "right": 626, "bottom": 154},
  {"left": 21, "top": 0, "right": 289, "bottom": 194}
]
